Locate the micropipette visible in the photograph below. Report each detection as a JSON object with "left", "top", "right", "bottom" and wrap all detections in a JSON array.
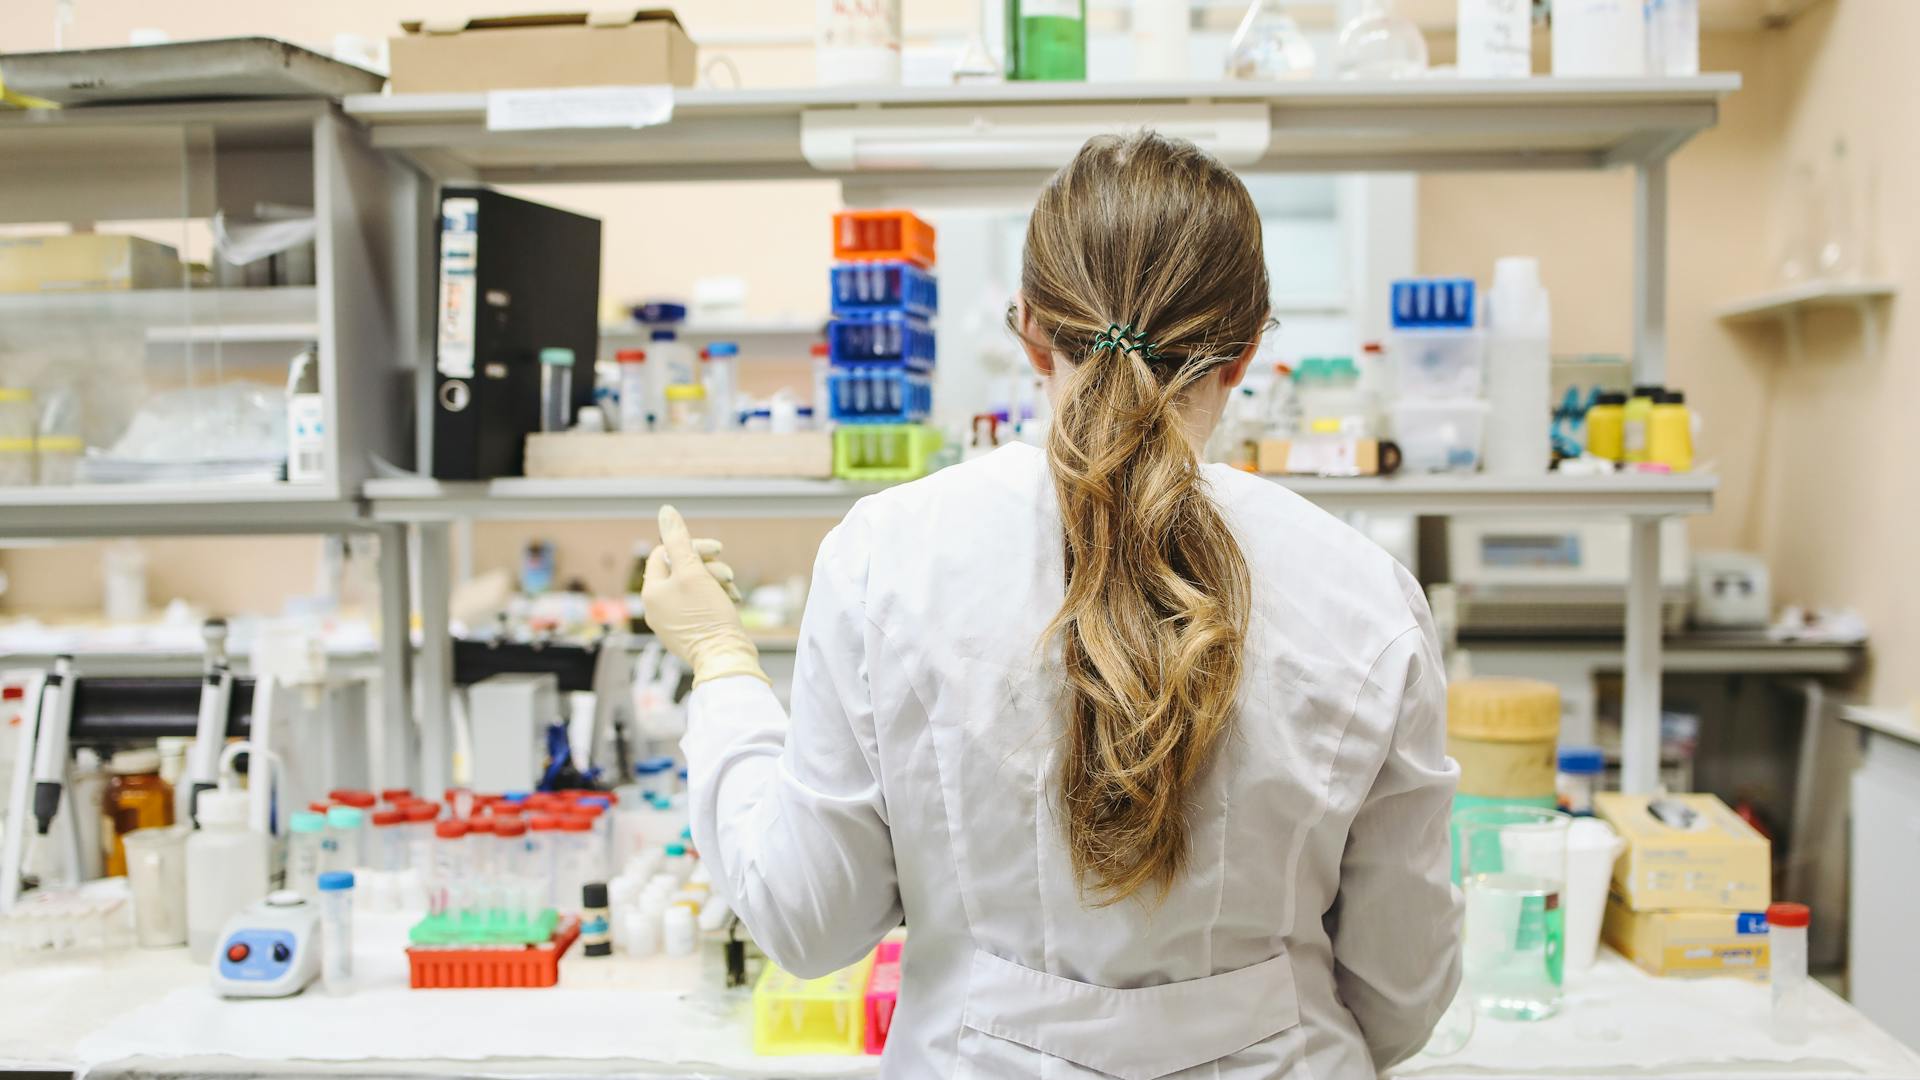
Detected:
[{"left": 187, "top": 619, "right": 234, "bottom": 824}]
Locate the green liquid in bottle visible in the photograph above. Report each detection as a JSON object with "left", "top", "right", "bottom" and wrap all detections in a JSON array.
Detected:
[{"left": 1009, "top": 0, "right": 1087, "bottom": 81}]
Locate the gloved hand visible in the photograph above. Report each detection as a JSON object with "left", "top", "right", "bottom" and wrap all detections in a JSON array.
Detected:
[{"left": 641, "top": 505, "right": 768, "bottom": 687}]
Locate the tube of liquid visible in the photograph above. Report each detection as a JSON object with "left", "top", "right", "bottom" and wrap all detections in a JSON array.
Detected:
[
  {"left": 539, "top": 347, "right": 575, "bottom": 433},
  {"left": 371, "top": 809, "right": 407, "bottom": 872},
  {"left": 616, "top": 349, "right": 650, "bottom": 432},
  {"left": 702, "top": 342, "right": 739, "bottom": 432},
  {"left": 317, "top": 871, "right": 355, "bottom": 995},
  {"left": 326, "top": 806, "right": 367, "bottom": 871},
  {"left": 528, "top": 814, "right": 561, "bottom": 910},
  {"left": 559, "top": 816, "right": 595, "bottom": 912},
  {"left": 494, "top": 817, "right": 530, "bottom": 933},
  {"left": 403, "top": 802, "right": 439, "bottom": 875},
  {"left": 1769, "top": 902, "right": 1810, "bottom": 1044},
  {"left": 287, "top": 811, "right": 328, "bottom": 899},
  {"left": 468, "top": 816, "right": 499, "bottom": 929},
  {"left": 431, "top": 820, "right": 469, "bottom": 925}
]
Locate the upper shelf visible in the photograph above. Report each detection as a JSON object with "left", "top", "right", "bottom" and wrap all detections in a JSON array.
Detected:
[
  {"left": 365, "top": 471, "right": 1716, "bottom": 523},
  {"left": 1715, "top": 279, "right": 1898, "bottom": 322},
  {"left": 0, "top": 484, "right": 366, "bottom": 538},
  {"left": 343, "top": 76, "right": 1741, "bottom": 183}
]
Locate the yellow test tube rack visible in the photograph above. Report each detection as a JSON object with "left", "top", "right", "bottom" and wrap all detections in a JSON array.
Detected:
[{"left": 752, "top": 949, "right": 876, "bottom": 1056}]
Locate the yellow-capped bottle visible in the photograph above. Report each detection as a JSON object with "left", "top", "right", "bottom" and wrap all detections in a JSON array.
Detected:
[
  {"left": 1584, "top": 391, "right": 1626, "bottom": 462},
  {"left": 1622, "top": 384, "right": 1661, "bottom": 464},
  {"left": 1648, "top": 390, "right": 1693, "bottom": 473}
]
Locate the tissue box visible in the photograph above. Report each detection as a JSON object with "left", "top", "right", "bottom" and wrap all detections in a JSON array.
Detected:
[
  {"left": 390, "top": 10, "right": 696, "bottom": 94},
  {"left": 1595, "top": 793, "right": 1770, "bottom": 912},
  {"left": 0, "top": 234, "right": 180, "bottom": 293},
  {"left": 1603, "top": 898, "right": 1770, "bottom": 979}
]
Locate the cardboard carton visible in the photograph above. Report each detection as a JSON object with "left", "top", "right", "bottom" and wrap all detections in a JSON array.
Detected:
[
  {"left": 1602, "top": 895, "right": 1770, "bottom": 979},
  {"left": 1595, "top": 793, "right": 1770, "bottom": 912},
  {"left": 0, "top": 234, "right": 181, "bottom": 293},
  {"left": 390, "top": 10, "right": 696, "bottom": 95}
]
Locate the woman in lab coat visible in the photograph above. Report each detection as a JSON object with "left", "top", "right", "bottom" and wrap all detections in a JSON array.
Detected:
[{"left": 643, "top": 131, "right": 1462, "bottom": 1078}]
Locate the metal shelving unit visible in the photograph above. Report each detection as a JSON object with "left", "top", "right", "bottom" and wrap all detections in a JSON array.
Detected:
[{"left": 346, "top": 75, "right": 1739, "bottom": 795}]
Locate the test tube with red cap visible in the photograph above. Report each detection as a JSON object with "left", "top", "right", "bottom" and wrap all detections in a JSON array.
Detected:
[
  {"left": 469, "top": 816, "right": 499, "bottom": 925},
  {"left": 557, "top": 816, "right": 595, "bottom": 913},
  {"left": 402, "top": 801, "right": 440, "bottom": 874},
  {"left": 494, "top": 817, "right": 530, "bottom": 930},
  {"left": 431, "top": 819, "right": 469, "bottom": 924},
  {"left": 528, "top": 814, "right": 561, "bottom": 909},
  {"left": 371, "top": 808, "right": 407, "bottom": 872}
]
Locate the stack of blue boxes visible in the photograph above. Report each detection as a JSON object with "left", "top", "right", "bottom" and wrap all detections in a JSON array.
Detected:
[{"left": 825, "top": 261, "right": 938, "bottom": 426}]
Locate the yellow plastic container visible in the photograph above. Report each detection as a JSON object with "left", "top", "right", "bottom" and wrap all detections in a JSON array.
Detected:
[
  {"left": 1647, "top": 391, "right": 1693, "bottom": 473},
  {"left": 1447, "top": 678, "right": 1561, "bottom": 801},
  {"left": 753, "top": 950, "right": 875, "bottom": 1056},
  {"left": 1622, "top": 385, "right": 1660, "bottom": 464},
  {"left": 1584, "top": 391, "right": 1626, "bottom": 462}
]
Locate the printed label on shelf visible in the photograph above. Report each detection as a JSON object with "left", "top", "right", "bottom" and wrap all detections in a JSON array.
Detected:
[
  {"left": 484, "top": 86, "right": 675, "bottom": 133},
  {"left": 436, "top": 196, "right": 479, "bottom": 379},
  {"left": 1019, "top": 0, "right": 1083, "bottom": 18}
]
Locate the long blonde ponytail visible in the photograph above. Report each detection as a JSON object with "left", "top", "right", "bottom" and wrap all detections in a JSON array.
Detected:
[{"left": 1017, "top": 132, "right": 1268, "bottom": 905}]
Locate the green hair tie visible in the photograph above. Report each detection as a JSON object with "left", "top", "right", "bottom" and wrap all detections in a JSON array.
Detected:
[{"left": 1088, "top": 323, "right": 1165, "bottom": 363}]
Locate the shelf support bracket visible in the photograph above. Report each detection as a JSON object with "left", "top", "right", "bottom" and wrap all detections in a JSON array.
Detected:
[
  {"left": 1634, "top": 157, "right": 1669, "bottom": 386},
  {"left": 1622, "top": 515, "right": 1665, "bottom": 794},
  {"left": 375, "top": 523, "right": 416, "bottom": 792},
  {"left": 413, "top": 521, "right": 455, "bottom": 797}
]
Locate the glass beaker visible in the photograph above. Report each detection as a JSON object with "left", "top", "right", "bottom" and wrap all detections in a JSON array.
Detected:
[
  {"left": 1224, "top": 0, "right": 1317, "bottom": 81},
  {"left": 1335, "top": 0, "right": 1429, "bottom": 79},
  {"left": 1455, "top": 805, "right": 1569, "bottom": 1021},
  {"left": 123, "top": 825, "right": 189, "bottom": 948}
]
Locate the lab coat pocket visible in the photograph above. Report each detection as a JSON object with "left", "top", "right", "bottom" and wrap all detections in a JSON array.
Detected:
[{"left": 958, "top": 949, "right": 1301, "bottom": 1080}]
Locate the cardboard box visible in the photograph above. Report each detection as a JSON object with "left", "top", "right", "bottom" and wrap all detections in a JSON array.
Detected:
[
  {"left": 0, "top": 234, "right": 181, "bottom": 293},
  {"left": 1256, "top": 437, "right": 1395, "bottom": 477},
  {"left": 1602, "top": 895, "right": 1770, "bottom": 979},
  {"left": 390, "top": 10, "right": 696, "bottom": 94},
  {"left": 525, "top": 431, "right": 834, "bottom": 480},
  {"left": 1595, "top": 793, "right": 1771, "bottom": 912}
]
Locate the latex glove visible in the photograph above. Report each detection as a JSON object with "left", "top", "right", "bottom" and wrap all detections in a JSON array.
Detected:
[{"left": 641, "top": 505, "right": 767, "bottom": 686}]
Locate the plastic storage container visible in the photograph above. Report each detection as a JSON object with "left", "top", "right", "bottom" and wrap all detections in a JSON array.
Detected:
[
  {"left": 830, "top": 261, "right": 937, "bottom": 317},
  {"left": 1390, "top": 399, "right": 1488, "bottom": 473},
  {"left": 1556, "top": 746, "right": 1606, "bottom": 816},
  {"left": 287, "top": 811, "right": 328, "bottom": 898},
  {"left": 1389, "top": 330, "right": 1485, "bottom": 401},
  {"left": 185, "top": 789, "right": 270, "bottom": 961},
  {"left": 1447, "top": 678, "right": 1561, "bottom": 813},
  {"left": 833, "top": 210, "right": 936, "bottom": 267},
  {"left": 754, "top": 950, "right": 877, "bottom": 1055},
  {"left": 406, "top": 915, "right": 580, "bottom": 989},
  {"left": 833, "top": 424, "right": 943, "bottom": 481},
  {"left": 1484, "top": 256, "right": 1552, "bottom": 476},
  {"left": 828, "top": 367, "right": 933, "bottom": 424},
  {"left": 826, "top": 312, "right": 936, "bottom": 370},
  {"left": 865, "top": 940, "right": 903, "bottom": 1054}
]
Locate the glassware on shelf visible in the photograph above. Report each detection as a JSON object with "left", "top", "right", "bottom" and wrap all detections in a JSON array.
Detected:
[
  {"left": 1815, "top": 137, "right": 1857, "bottom": 281},
  {"left": 1774, "top": 159, "right": 1816, "bottom": 285},
  {"left": 1224, "top": 0, "right": 1317, "bottom": 81},
  {"left": 1334, "top": 0, "right": 1428, "bottom": 79}
]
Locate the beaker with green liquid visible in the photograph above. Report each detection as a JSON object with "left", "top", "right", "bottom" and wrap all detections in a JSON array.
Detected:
[{"left": 1455, "top": 805, "right": 1569, "bottom": 1021}]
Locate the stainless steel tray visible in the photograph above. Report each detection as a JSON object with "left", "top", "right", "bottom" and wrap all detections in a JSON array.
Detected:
[{"left": 0, "top": 37, "right": 385, "bottom": 105}]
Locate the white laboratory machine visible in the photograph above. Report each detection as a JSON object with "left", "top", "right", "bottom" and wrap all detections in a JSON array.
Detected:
[
  {"left": 211, "top": 891, "right": 322, "bottom": 998},
  {"left": 1448, "top": 516, "right": 1690, "bottom": 635}
]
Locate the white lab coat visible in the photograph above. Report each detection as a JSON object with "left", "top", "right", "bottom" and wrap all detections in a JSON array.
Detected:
[{"left": 684, "top": 442, "right": 1462, "bottom": 1079}]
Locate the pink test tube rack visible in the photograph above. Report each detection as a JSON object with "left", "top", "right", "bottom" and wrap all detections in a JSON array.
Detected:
[{"left": 864, "top": 940, "right": 903, "bottom": 1055}]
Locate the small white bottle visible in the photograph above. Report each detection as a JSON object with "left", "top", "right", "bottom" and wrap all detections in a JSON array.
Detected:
[
  {"left": 185, "top": 789, "right": 270, "bottom": 962},
  {"left": 1457, "top": 0, "right": 1532, "bottom": 78},
  {"left": 616, "top": 349, "right": 650, "bottom": 432},
  {"left": 1484, "top": 257, "right": 1552, "bottom": 476},
  {"left": 663, "top": 903, "right": 698, "bottom": 957},
  {"left": 287, "top": 811, "right": 328, "bottom": 900}
]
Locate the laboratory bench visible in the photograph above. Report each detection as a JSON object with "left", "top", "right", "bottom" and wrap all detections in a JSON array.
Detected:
[{"left": 5, "top": 928, "right": 1916, "bottom": 1080}]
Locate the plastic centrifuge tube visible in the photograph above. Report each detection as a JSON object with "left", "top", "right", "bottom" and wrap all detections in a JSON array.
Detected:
[
  {"left": 558, "top": 816, "right": 595, "bottom": 912},
  {"left": 431, "top": 819, "right": 469, "bottom": 926},
  {"left": 1768, "top": 902, "right": 1811, "bottom": 1044},
  {"left": 317, "top": 871, "right": 355, "bottom": 995},
  {"left": 371, "top": 809, "right": 408, "bottom": 872},
  {"left": 467, "top": 817, "right": 502, "bottom": 928},
  {"left": 528, "top": 814, "right": 561, "bottom": 909},
  {"left": 287, "top": 811, "right": 327, "bottom": 899},
  {"left": 326, "top": 806, "right": 367, "bottom": 871},
  {"left": 493, "top": 817, "right": 530, "bottom": 932}
]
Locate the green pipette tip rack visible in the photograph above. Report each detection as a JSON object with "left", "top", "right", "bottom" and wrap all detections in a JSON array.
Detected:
[{"left": 408, "top": 908, "right": 561, "bottom": 947}]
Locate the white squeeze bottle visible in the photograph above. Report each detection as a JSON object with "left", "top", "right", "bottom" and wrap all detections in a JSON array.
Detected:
[
  {"left": 185, "top": 788, "right": 271, "bottom": 961},
  {"left": 1484, "top": 256, "right": 1552, "bottom": 476}
]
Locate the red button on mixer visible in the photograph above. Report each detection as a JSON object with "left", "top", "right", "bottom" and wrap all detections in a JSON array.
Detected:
[{"left": 226, "top": 942, "right": 250, "bottom": 963}]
